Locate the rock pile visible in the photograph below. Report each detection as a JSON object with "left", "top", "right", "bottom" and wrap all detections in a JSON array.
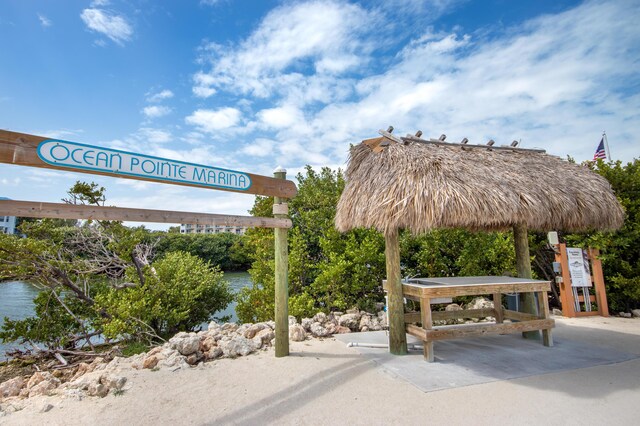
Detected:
[
  {"left": 131, "top": 310, "right": 389, "bottom": 370},
  {"left": 0, "top": 309, "right": 389, "bottom": 410},
  {"left": 0, "top": 356, "right": 128, "bottom": 412}
]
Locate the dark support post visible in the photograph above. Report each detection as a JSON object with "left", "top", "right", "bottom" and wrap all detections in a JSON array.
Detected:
[
  {"left": 513, "top": 222, "right": 540, "bottom": 339},
  {"left": 274, "top": 168, "right": 289, "bottom": 357},
  {"left": 385, "top": 229, "right": 408, "bottom": 355}
]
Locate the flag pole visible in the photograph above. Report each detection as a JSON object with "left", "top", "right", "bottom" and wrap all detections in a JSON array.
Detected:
[{"left": 602, "top": 131, "right": 611, "bottom": 161}]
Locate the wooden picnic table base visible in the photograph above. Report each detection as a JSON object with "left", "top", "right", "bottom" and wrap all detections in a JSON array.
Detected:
[{"left": 385, "top": 277, "right": 555, "bottom": 362}]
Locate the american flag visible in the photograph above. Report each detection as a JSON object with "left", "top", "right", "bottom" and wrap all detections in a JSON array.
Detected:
[{"left": 593, "top": 138, "right": 606, "bottom": 160}]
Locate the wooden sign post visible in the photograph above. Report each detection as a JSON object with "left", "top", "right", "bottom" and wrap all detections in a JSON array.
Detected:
[
  {"left": 554, "top": 243, "right": 609, "bottom": 317},
  {"left": 273, "top": 168, "right": 289, "bottom": 357},
  {"left": 0, "top": 129, "right": 298, "bottom": 356}
]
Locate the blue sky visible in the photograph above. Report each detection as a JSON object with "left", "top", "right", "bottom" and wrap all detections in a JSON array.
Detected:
[{"left": 1, "top": 0, "right": 639, "bottom": 229}]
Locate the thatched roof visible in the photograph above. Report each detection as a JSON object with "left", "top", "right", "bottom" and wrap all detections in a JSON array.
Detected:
[{"left": 335, "top": 134, "right": 624, "bottom": 236}]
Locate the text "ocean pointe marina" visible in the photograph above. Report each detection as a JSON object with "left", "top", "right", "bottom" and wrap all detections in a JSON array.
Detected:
[{"left": 37, "top": 140, "right": 252, "bottom": 191}]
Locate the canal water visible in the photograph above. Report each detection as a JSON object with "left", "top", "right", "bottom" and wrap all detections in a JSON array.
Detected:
[{"left": 0, "top": 272, "right": 252, "bottom": 360}]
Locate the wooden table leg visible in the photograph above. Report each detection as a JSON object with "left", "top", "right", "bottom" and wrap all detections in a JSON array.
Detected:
[
  {"left": 421, "top": 297, "right": 434, "bottom": 362},
  {"left": 538, "top": 291, "right": 554, "bottom": 347},
  {"left": 493, "top": 293, "right": 504, "bottom": 324}
]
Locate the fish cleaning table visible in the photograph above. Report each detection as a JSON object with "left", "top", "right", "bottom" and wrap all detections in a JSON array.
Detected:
[{"left": 384, "top": 276, "right": 555, "bottom": 362}]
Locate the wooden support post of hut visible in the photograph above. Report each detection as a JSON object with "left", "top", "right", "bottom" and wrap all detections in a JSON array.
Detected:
[
  {"left": 513, "top": 222, "right": 540, "bottom": 339},
  {"left": 385, "top": 229, "right": 408, "bottom": 355},
  {"left": 335, "top": 129, "right": 624, "bottom": 358},
  {"left": 273, "top": 168, "right": 289, "bottom": 357}
]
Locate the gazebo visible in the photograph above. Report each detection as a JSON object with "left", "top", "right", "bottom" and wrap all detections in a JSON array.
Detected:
[{"left": 335, "top": 129, "right": 625, "bottom": 355}]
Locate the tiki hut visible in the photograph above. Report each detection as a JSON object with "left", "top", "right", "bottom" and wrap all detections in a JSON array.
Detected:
[{"left": 335, "top": 129, "right": 624, "bottom": 354}]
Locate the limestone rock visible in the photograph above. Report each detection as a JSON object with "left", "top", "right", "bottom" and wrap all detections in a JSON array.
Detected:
[
  {"left": 244, "top": 323, "right": 267, "bottom": 339},
  {"left": 338, "top": 313, "right": 361, "bottom": 330},
  {"left": 200, "top": 336, "right": 217, "bottom": 353},
  {"left": 28, "top": 378, "right": 59, "bottom": 398},
  {"left": 100, "top": 375, "right": 126, "bottom": 391},
  {"left": 143, "top": 354, "right": 164, "bottom": 369},
  {"left": 467, "top": 297, "right": 494, "bottom": 310},
  {"left": 253, "top": 328, "right": 275, "bottom": 347},
  {"left": 445, "top": 303, "right": 463, "bottom": 312},
  {"left": 66, "top": 371, "right": 103, "bottom": 391},
  {"left": 40, "top": 403, "right": 54, "bottom": 413},
  {"left": 221, "top": 323, "right": 238, "bottom": 333},
  {"left": 631, "top": 309, "right": 640, "bottom": 318},
  {"left": 289, "top": 324, "right": 306, "bottom": 341},
  {"left": 313, "top": 312, "right": 328, "bottom": 324},
  {"left": 87, "top": 382, "right": 109, "bottom": 398},
  {"left": 334, "top": 325, "right": 351, "bottom": 334},
  {"left": 552, "top": 308, "right": 564, "bottom": 316},
  {"left": 288, "top": 316, "right": 298, "bottom": 326},
  {"left": 219, "top": 336, "right": 258, "bottom": 357},
  {"left": 169, "top": 332, "right": 200, "bottom": 356},
  {"left": 26, "top": 372, "right": 46, "bottom": 390},
  {"left": 72, "top": 362, "right": 94, "bottom": 381},
  {"left": 63, "top": 388, "right": 85, "bottom": 401},
  {"left": 204, "top": 347, "right": 223, "bottom": 360},
  {"left": 301, "top": 317, "right": 313, "bottom": 331},
  {"left": 309, "top": 322, "right": 332, "bottom": 337},
  {"left": 377, "top": 311, "right": 388, "bottom": 328},
  {"left": 0, "top": 376, "right": 25, "bottom": 398},
  {"left": 619, "top": 312, "right": 632, "bottom": 318}
]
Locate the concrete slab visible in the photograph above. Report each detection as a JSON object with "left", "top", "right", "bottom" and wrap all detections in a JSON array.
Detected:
[{"left": 334, "top": 329, "right": 638, "bottom": 392}]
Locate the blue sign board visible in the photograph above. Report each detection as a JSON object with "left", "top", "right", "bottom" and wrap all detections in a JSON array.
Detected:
[{"left": 37, "top": 140, "right": 252, "bottom": 191}]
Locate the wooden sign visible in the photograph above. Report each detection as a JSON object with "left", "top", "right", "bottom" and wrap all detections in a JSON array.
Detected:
[
  {"left": 566, "top": 247, "right": 593, "bottom": 288},
  {"left": 0, "top": 130, "right": 297, "bottom": 198}
]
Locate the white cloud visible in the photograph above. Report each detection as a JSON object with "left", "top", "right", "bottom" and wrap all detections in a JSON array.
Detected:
[
  {"left": 185, "top": 107, "right": 242, "bottom": 133},
  {"left": 257, "top": 105, "right": 304, "bottom": 129},
  {"left": 146, "top": 89, "right": 174, "bottom": 103},
  {"left": 136, "top": 128, "right": 172, "bottom": 144},
  {"left": 192, "top": 86, "right": 217, "bottom": 98},
  {"left": 142, "top": 105, "right": 172, "bottom": 118},
  {"left": 240, "top": 138, "right": 276, "bottom": 157},
  {"left": 80, "top": 8, "right": 133, "bottom": 45},
  {"left": 192, "top": 0, "right": 378, "bottom": 100},
  {"left": 38, "top": 14, "right": 52, "bottom": 27}
]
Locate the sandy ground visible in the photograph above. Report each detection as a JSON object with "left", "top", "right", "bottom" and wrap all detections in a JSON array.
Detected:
[{"left": 2, "top": 316, "right": 639, "bottom": 425}]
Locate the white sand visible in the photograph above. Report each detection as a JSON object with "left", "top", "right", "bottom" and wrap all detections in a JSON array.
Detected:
[{"left": 3, "top": 316, "right": 640, "bottom": 425}]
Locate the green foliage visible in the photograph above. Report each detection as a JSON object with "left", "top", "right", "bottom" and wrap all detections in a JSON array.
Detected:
[
  {"left": 120, "top": 341, "right": 149, "bottom": 357},
  {"left": 155, "top": 233, "right": 251, "bottom": 271},
  {"left": 400, "top": 229, "right": 516, "bottom": 278},
  {"left": 0, "top": 181, "right": 238, "bottom": 352},
  {"left": 63, "top": 180, "right": 106, "bottom": 206},
  {"left": 237, "top": 167, "right": 387, "bottom": 322},
  {"left": 96, "top": 251, "right": 232, "bottom": 338},
  {"left": 0, "top": 288, "right": 99, "bottom": 349}
]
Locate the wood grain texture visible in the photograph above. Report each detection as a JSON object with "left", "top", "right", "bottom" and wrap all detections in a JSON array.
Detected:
[
  {"left": 0, "top": 200, "right": 292, "bottom": 228},
  {"left": 273, "top": 171, "right": 289, "bottom": 357},
  {"left": 421, "top": 319, "right": 555, "bottom": 341},
  {"left": 0, "top": 130, "right": 297, "bottom": 198},
  {"left": 385, "top": 229, "right": 408, "bottom": 355}
]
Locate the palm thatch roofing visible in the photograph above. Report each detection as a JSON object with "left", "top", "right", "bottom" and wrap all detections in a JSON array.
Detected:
[{"left": 335, "top": 132, "right": 624, "bottom": 236}]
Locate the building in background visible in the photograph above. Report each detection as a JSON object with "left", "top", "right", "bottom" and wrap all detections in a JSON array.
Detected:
[
  {"left": 180, "top": 223, "right": 247, "bottom": 235},
  {"left": 0, "top": 197, "right": 17, "bottom": 234}
]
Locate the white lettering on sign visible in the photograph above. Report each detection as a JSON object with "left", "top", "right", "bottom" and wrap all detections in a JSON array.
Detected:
[{"left": 37, "top": 140, "right": 252, "bottom": 191}]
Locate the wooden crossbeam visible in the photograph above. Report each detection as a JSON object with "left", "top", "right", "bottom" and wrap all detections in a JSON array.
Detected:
[
  {"left": 0, "top": 130, "right": 297, "bottom": 198},
  {"left": 402, "top": 135, "right": 546, "bottom": 153},
  {"left": 0, "top": 200, "right": 292, "bottom": 229}
]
